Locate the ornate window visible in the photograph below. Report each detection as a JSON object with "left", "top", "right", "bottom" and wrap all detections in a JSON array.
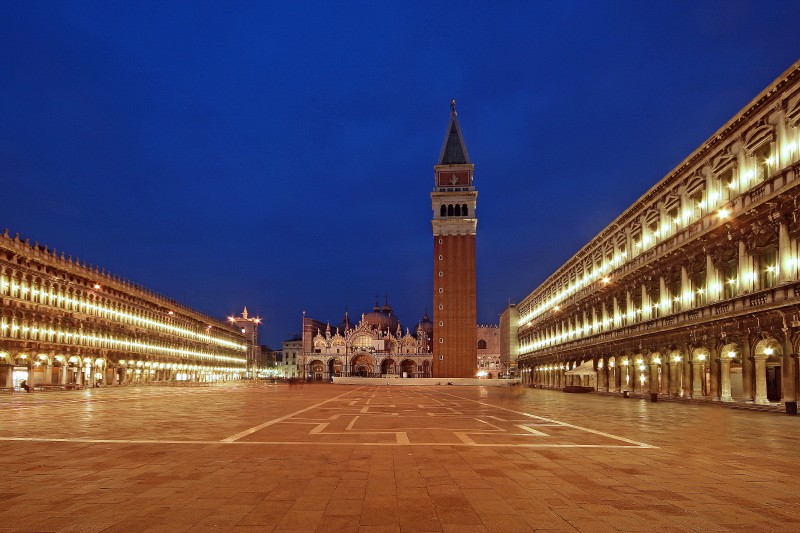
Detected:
[
  {"left": 351, "top": 335, "right": 372, "bottom": 349},
  {"left": 478, "top": 339, "right": 487, "bottom": 349}
]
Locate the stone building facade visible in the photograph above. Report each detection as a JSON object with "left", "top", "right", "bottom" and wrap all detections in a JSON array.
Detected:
[
  {"left": 502, "top": 60, "right": 800, "bottom": 408},
  {"left": 278, "top": 335, "right": 302, "bottom": 378},
  {"left": 0, "top": 231, "right": 248, "bottom": 389},
  {"left": 477, "top": 324, "right": 506, "bottom": 379}
]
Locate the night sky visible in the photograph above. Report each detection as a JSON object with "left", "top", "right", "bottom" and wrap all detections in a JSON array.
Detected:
[{"left": 2, "top": 2, "right": 798, "bottom": 348}]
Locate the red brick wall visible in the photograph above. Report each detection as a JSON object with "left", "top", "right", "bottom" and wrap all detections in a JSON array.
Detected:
[{"left": 432, "top": 234, "right": 477, "bottom": 378}]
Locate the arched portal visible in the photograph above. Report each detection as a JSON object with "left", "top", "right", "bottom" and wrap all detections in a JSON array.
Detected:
[
  {"left": 351, "top": 353, "right": 373, "bottom": 378},
  {"left": 400, "top": 359, "right": 415, "bottom": 377},
  {"left": 381, "top": 358, "right": 396, "bottom": 376},
  {"left": 328, "top": 358, "right": 342, "bottom": 379},
  {"left": 309, "top": 359, "right": 324, "bottom": 381}
]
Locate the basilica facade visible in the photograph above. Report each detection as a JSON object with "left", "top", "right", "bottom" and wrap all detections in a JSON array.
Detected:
[
  {"left": 502, "top": 60, "right": 800, "bottom": 410},
  {"left": 299, "top": 302, "right": 433, "bottom": 380}
]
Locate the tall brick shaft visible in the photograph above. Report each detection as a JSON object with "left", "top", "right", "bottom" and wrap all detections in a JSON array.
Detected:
[{"left": 431, "top": 100, "right": 478, "bottom": 378}]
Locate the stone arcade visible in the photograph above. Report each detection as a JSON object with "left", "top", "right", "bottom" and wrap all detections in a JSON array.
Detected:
[
  {"left": 503, "top": 60, "right": 800, "bottom": 410},
  {"left": 0, "top": 231, "right": 249, "bottom": 389}
]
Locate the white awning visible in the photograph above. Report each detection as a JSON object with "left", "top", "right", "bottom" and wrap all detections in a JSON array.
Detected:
[{"left": 564, "top": 361, "right": 596, "bottom": 376}]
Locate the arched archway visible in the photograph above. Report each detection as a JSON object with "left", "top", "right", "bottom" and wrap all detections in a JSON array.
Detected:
[
  {"left": 309, "top": 359, "right": 324, "bottom": 381},
  {"left": 351, "top": 353, "right": 373, "bottom": 377},
  {"left": 381, "top": 358, "right": 396, "bottom": 376},
  {"left": 328, "top": 358, "right": 342, "bottom": 379},
  {"left": 690, "top": 347, "right": 711, "bottom": 398},
  {"left": 754, "top": 338, "right": 782, "bottom": 402},
  {"left": 400, "top": 359, "right": 415, "bottom": 378}
]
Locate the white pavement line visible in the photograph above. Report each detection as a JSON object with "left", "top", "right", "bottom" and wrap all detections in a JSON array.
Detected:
[
  {"left": 0, "top": 436, "right": 652, "bottom": 447},
  {"left": 475, "top": 418, "right": 504, "bottom": 431},
  {"left": 434, "top": 389, "right": 658, "bottom": 449},
  {"left": 308, "top": 423, "right": 329, "bottom": 435},
  {"left": 516, "top": 424, "right": 550, "bottom": 437},
  {"left": 346, "top": 416, "right": 360, "bottom": 430},
  {"left": 220, "top": 387, "right": 362, "bottom": 442}
]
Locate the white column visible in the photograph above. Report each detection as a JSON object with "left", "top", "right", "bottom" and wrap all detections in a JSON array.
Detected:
[
  {"left": 706, "top": 254, "right": 717, "bottom": 303},
  {"left": 720, "top": 356, "right": 733, "bottom": 402},
  {"left": 738, "top": 240, "right": 750, "bottom": 294},
  {"left": 778, "top": 219, "right": 792, "bottom": 284},
  {"left": 692, "top": 359, "right": 704, "bottom": 398},
  {"left": 754, "top": 354, "right": 769, "bottom": 404},
  {"left": 681, "top": 266, "right": 691, "bottom": 308}
]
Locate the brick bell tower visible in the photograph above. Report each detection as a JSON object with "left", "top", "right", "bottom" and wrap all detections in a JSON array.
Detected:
[{"left": 431, "top": 100, "right": 478, "bottom": 378}]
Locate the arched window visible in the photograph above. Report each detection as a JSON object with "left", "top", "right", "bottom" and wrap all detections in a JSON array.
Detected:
[
  {"left": 462, "top": 204, "right": 468, "bottom": 216},
  {"left": 477, "top": 339, "right": 487, "bottom": 349},
  {"left": 440, "top": 205, "right": 446, "bottom": 216},
  {"left": 447, "top": 204, "right": 454, "bottom": 216},
  {"left": 454, "top": 204, "right": 461, "bottom": 216}
]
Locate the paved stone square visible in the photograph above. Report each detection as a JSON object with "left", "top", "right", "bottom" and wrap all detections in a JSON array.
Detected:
[{"left": 1, "top": 383, "right": 799, "bottom": 532}]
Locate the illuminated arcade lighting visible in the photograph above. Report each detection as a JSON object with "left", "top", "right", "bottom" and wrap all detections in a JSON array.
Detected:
[
  {"left": 764, "top": 347, "right": 774, "bottom": 356},
  {"left": 718, "top": 209, "right": 730, "bottom": 219}
]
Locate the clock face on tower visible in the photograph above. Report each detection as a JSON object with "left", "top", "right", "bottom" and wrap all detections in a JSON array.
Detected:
[{"left": 437, "top": 171, "right": 470, "bottom": 187}]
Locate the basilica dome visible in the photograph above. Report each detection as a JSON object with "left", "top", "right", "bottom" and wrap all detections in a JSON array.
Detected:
[
  {"left": 416, "top": 311, "right": 433, "bottom": 339},
  {"left": 363, "top": 301, "right": 401, "bottom": 332}
]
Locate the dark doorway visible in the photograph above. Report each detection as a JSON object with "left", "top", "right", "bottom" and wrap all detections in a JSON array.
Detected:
[{"left": 767, "top": 365, "right": 782, "bottom": 402}]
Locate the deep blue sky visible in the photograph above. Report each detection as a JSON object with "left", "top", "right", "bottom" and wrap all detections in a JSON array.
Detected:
[{"left": 1, "top": 2, "right": 798, "bottom": 347}]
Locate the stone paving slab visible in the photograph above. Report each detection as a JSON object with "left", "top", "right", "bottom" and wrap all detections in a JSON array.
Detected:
[{"left": 1, "top": 383, "right": 799, "bottom": 532}]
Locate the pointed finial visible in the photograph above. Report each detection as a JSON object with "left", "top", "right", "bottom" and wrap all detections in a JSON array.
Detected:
[
  {"left": 450, "top": 99, "right": 456, "bottom": 113},
  {"left": 242, "top": 307, "right": 249, "bottom": 319}
]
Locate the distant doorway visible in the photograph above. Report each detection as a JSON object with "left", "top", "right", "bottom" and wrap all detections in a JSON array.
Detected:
[
  {"left": 767, "top": 365, "right": 782, "bottom": 402},
  {"left": 400, "top": 360, "right": 415, "bottom": 377}
]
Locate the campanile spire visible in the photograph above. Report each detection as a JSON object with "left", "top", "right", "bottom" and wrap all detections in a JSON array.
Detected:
[{"left": 430, "top": 100, "right": 478, "bottom": 378}]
